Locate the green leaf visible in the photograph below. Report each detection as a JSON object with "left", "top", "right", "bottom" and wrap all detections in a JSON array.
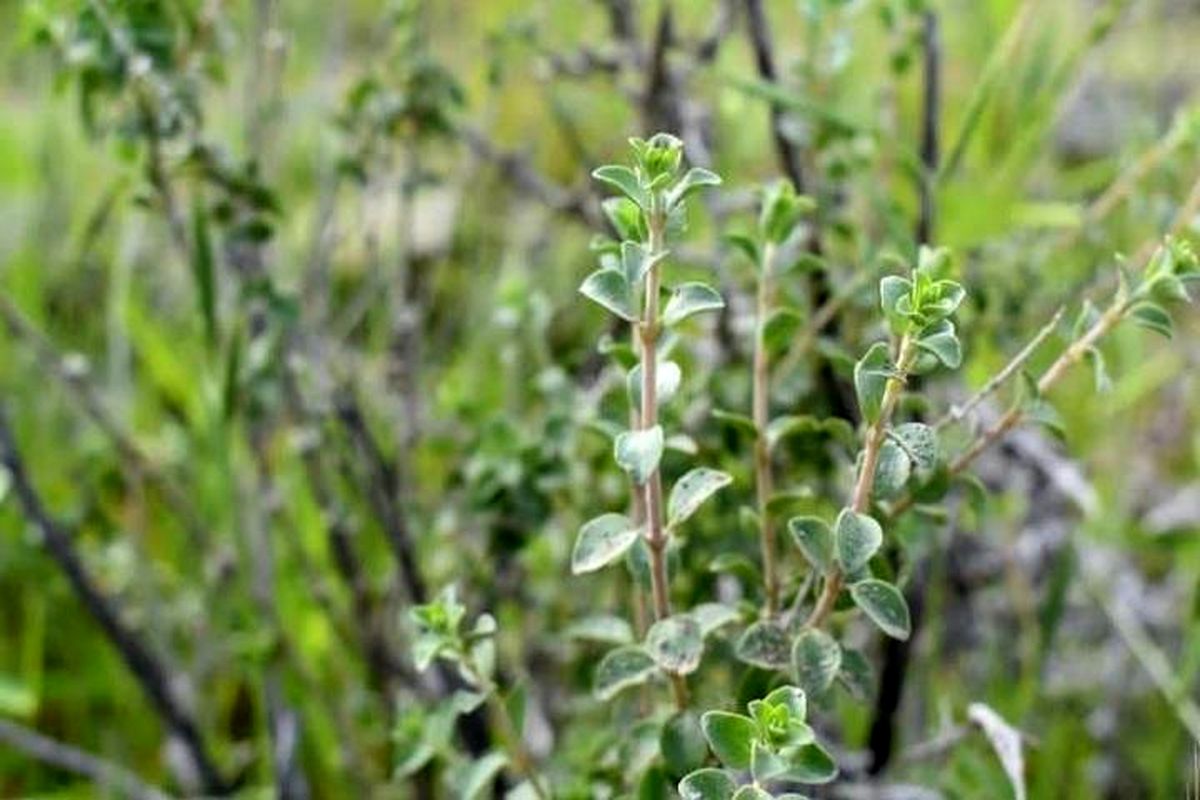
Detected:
[
  {"left": 766, "top": 414, "right": 819, "bottom": 452},
  {"left": 668, "top": 167, "right": 722, "bottom": 209},
  {"left": 762, "top": 307, "right": 805, "bottom": 357},
  {"left": 835, "top": 509, "right": 882, "bottom": 573},
  {"left": 691, "top": 602, "right": 741, "bottom": 637},
  {"left": 615, "top": 426, "right": 664, "bottom": 484},
  {"left": 916, "top": 320, "right": 962, "bottom": 368},
  {"left": 850, "top": 580, "right": 911, "bottom": 640},
  {"left": 751, "top": 741, "right": 786, "bottom": 783},
  {"left": 594, "top": 646, "right": 658, "bottom": 700},
  {"left": 663, "top": 282, "right": 725, "bottom": 326},
  {"left": 735, "top": 621, "right": 791, "bottom": 670},
  {"left": 668, "top": 467, "right": 732, "bottom": 527},
  {"left": 733, "top": 786, "right": 772, "bottom": 800},
  {"left": 700, "top": 711, "right": 757, "bottom": 769},
  {"left": 712, "top": 408, "right": 759, "bottom": 437},
  {"left": 580, "top": 268, "right": 635, "bottom": 321},
  {"left": 662, "top": 711, "right": 708, "bottom": 776},
  {"left": 602, "top": 197, "right": 645, "bottom": 241},
  {"left": 1083, "top": 347, "right": 1111, "bottom": 393},
  {"left": 678, "top": 769, "right": 736, "bottom": 800},
  {"left": 1130, "top": 301, "right": 1173, "bottom": 338},
  {"left": 592, "top": 164, "right": 648, "bottom": 209},
  {"left": 791, "top": 629, "right": 841, "bottom": 697},
  {"left": 787, "top": 516, "right": 834, "bottom": 574},
  {"left": 628, "top": 360, "right": 682, "bottom": 410},
  {"left": 572, "top": 513, "right": 641, "bottom": 574},
  {"left": 780, "top": 742, "right": 838, "bottom": 784},
  {"left": 189, "top": 197, "right": 218, "bottom": 351},
  {"left": 620, "top": 240, "right": 668, "bottom": 287},
  {"left": 724, "top": 232, "right": 760, "bottom": 266},
  {"left": 872, "top": 440, "right": 911, "bottom": 498},
  {"left": 564, "top": 614, "right": 634, "bottom": 645},
  {"left": 646, "top": 615, "right": 704, "bottom": 675},
  {"left": 459, "top": 752, "right": 509, "bottom": 799},
  {"left": 853, "top": 342, "right": 892, "bottom": 423},
  {"left": 892, "top": 422, "right": 938, "bottom": 472},
  {"left": 836, "top": 648, "right": 874, "bottom": 701},
  {"left": 879, "top": 275, "right": 912, "bottom": 332}
]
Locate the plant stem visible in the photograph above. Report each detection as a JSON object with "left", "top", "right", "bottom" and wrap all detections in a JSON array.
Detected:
[
  {"left": 753, "top": 243, "right": 779, "bottom": 615},
  {"left": 891, "top": 297, "right": 1128, "bottom": 519},
  {"left": 639, "top": 210, "right": 689, "bottom": 710},
  {"left": 806, "top": 335, "right": 916, "bottom": 629},
  {"left": 461, "top": 657, "right": 549, "bottom": 799},
  {"left": 934, "top": 305, "right": 1065, "bottom": 430}
]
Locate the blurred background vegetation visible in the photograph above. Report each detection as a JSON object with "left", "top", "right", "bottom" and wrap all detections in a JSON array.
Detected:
[{"left": 0, "top": 0, "right": 1198, "bottom": 797}]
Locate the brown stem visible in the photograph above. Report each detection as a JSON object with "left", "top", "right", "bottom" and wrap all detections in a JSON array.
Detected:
[
  {"left": 806, "top": 336, "right": 916, "bottom": 629},
  {"left": 890, "top": 299, "right": 1127, "bottom": 519},
  {"left": 638, "top": 213, "right": 689, "bottom": 710},
  {"left": 753, "top": 244, "right": 779, "bottom": 614}
]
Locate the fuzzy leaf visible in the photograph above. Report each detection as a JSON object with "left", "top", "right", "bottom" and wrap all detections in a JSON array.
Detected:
[
  {"left": 662, "top": 711, "right": 708, "bottom": 776},
  {"left": 594, "top": 646, "right": 658, "bottom": 700},
  {"left": 580, "top": 268, "right": 635, "bottom": 321},
  {"left": 700, "top": 711, "right": 757, "bottom": 769},
  {"left": 892, "top": 422, "right": 938, "bottom": 472},
  {"left": 850, "top": 580, "right": 911, "bottom": 640},
  {"left": 614, "top": 426, "right": 664, "bottom": 484},
  {"left": 916, "top": 321, "right": 962, "bottom": 368},
  {"left": 628, "top": 360, "right": 682, "bottom": 410},
  {"left": 668, "top": 467, "right": 733, "bottom": 527},
  {"left": 791, "top": 629, "right": 841, "bottom": 697},
  {"left": 572, "top": 513, "right": 641, "bottom": 575},
  {"left": 872, "top": 440, "right": 911, "bottom": 498},
  {"left": 735, "top": 621, "right": 791, "bottom": 670},
  {"left": 781, "top": 742, "right": 838, "bottom": 784},
  {"left": 668, "top": 167, "right": 722, "bottom": 209},
  {"left": 592, "top": 164, "right": 648, "bottom": 209},
  {"left": 663, "top": 282, "right": 725, "bottom": 326},
  {"left": 835, "top": 510, "right": 883, "bottom": 573},
  {"left": 853, "top": 342, "right": 892, "bottom": 423},
  {"left": 678, "top": 769, "right": 736, "bottom": 800},
  {"left": 646, "top": 615, "right": 704, "bottom": 675},
  {"left": 787, "top": 516, "right": 834, "bottom": 574},
  {"left": 691, "top": 602, "right": 741, "bottom": 637}
]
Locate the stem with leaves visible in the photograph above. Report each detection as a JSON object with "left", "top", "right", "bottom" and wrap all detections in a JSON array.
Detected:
[
  {"left": 578, "top": 134, "right": 728, "bottom": 711},
  {"left": 752, "top": 239, "right": 779, "bottom": 614}
]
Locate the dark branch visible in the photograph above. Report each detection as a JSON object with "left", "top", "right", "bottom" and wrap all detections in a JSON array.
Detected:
[
  {"left": 0, "top": 408, "right": 230, "bottom": 796},
  {"left": 0, "top": 718, "right": 173, "bottom": 800},
  {"left": 916, "top": 10, "right": 941, "bottom": 245}
]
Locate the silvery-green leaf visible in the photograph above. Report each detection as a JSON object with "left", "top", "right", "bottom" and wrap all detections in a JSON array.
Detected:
[
  {"left": 854, "top": 342, "right": 892, "bottom": 423},
  {"left": 872, "top": 440, "right": 911, "bottom": 498},
  {"left": 614, "top": 426, "right": 664, "bottom": 484},
  {"left": 572, "top": 513, "right": 641, "bottom": 574},
  {"left": 787, "top": 516, "right": 834, "bottom": 574},
  {"left": 668, "top": 167, "right": 722, "bottom": 209},
  {"left": 835, "top": 509, "right": 883, "bottom": 573},
  {"left": 791, "top": 629, "right": 841, "bottom": 697},
  {"left": 594, "top": 646, "right": 658, "bottom": 700},
  {"left": 580, "top": 268, "right": 635, "bottom": 321},
  {"left": 646, "top": 615, "right": 704, "bottom": 675},
  {"left": 735, "top": 621, "right": 790, "bottom": 670},
  {"left": 690, "top": 602, "right": 741, "bottom": 637},
  {"left": 892, "top": 422, "right": 938, "bottom": 472},
  {"left": 678, "top": 768, "right": 736, "bottom": 800},
  {"left": 592, "top": 164, "right": 649, "bottom": 209},
  {"left": 565, "top": 614, "right": 634, "bottom": 645},
  {"left": 663, "top": 282, "right": 725, "bottom": 327},
  {"left": 668, "top": 467, "right": 732, "bottom": 527},
  {"left": 628, "top": 360, "right": 682, "bottom": 410},
  {"left": 850, "top": 579, "right": 911, "bottom": 640}
]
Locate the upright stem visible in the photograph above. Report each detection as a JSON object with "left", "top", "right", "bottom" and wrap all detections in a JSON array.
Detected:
[
  {"left": 639, "top": 211, "right": 688, "bottom": 710},
  {"left": 640, "top": 216, "right": 671, "bottom": 622},
  {"left": 753, "top": 243, "right": 779, "bottom": 615},
  {"left": 806, "top": 336, "right": 916, "bottom": 629}
]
